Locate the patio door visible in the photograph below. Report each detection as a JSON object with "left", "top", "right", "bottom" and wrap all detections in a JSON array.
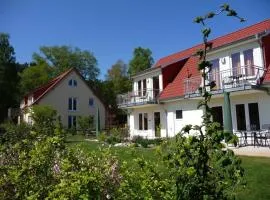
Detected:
[
  {"left": 154, "top": 112, "right": 161, "bottom": 137},
  {"left": 248, "top": 103, "right": 260, "bottom": 130},
  {"left": 236, "top": 104, "right": 246, "bottom": 130},
  {"left": 212, "top": 106, "right": 223, "bottom": 128}
]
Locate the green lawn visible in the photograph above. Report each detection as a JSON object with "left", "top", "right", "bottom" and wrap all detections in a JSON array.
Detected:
[{"left": 67, "top": 134, "right": 270, "bottom": 200}]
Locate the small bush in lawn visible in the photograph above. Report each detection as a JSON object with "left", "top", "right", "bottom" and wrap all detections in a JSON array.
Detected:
[{"left": 98, "top": 131, "right": 107, "bottom": 142}]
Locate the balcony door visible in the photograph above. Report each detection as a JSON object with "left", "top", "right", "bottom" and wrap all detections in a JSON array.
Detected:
[
  {"left": 209, "top": 59, "right": 220, "bottom": 90},
  {"left": 244, "top": 49, "right": 255, "bottom": 76},
  {"left": 153, "top": 76, "right": 160, "bottom": 98},
  {"left": 231, "top": 52, "right": 241, "bottom": 76}
]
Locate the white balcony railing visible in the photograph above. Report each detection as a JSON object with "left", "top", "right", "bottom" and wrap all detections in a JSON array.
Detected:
[
  {"left": 117, "top": 88, "right": 160, "bottom": 108},
  {"left": 184, "top": 65, "right": 265, "bottom": 96}
]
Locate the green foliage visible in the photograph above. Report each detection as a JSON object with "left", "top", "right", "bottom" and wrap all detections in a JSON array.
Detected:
[
  {"left": 128, "top": 47, "right": 154, "bottom": 76},
  {"left": 33, "top": 45, "right": 99, "bottom": 80},
  {"left": 19, "top": 64, "right": 52, "bottom": 95},
  {"left": 117, "top": 157, "right": 175, "bottom": 199},
  {"left": 155, "top": 5, "right": 246, "bottom": 199},
  {"left": 161, "top": 131, "right": 244, "bottom": 200},
  {"left": 77, "top": 115, "right": 94, "bottom": 134},
  {"left": 0, "top": 33, "right": 21, "bottom": 123},
  {"left": 132, "top": 136, "right": 163, "bottom": 148}
]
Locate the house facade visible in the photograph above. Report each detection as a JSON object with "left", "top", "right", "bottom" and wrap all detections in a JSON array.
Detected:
[
  {"left": 19, "top": 68, "right": 106, "bottom": 129},
  {"left": 117, "top": 19, "right": 270, "bottom": 139}
]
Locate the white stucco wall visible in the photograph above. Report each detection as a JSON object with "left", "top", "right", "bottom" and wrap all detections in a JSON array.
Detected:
[
  {"left": 36, "top": 71, "right": 106, "bottom": 129},
  {"left": 129, "top": 89, "right": 270, "bottom": 138}
]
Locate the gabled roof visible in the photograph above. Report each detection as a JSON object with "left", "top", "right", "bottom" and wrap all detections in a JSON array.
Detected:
[
  {"left": 23, "top": 67, "right": 106, "bottom": 108},
  {"left": 155, "top": 19, "right": 270, "bottom": 68},
  {"left": 158, "top": 19, "right": 270, "bottom": 100}
]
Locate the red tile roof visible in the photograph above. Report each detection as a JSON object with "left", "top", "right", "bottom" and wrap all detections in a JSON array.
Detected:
[
  {"left": 22, "top": 68, "right": 74, "bottom": 108},
  {"left": 155, "top": 19, "right": 270, "bottom": 68},
  {"left": 158, "top": 19, "right": 270, "bottom": 100}
]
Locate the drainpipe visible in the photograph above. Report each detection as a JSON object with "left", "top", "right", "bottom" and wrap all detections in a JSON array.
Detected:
[{"left": 223, "top": 92, "right": 233, "bottom": 133}]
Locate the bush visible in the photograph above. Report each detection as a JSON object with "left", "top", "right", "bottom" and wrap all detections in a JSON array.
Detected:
[{"left": 77, "top": 115, "right": 94, "bottom": 135}]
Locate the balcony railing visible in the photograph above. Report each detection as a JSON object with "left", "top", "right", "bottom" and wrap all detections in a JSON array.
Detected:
[
  {"left": 117, "top": 88, "right": 160, "bottom": 108},
  {"left": 184, "top": 65, "right": 265, "bottom": 97}
]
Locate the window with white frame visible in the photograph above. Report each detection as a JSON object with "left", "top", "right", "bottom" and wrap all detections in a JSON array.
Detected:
[
  {"left": 68, "top": 97, "right": 77, "bottom": 111},
  {"left": 139, "top": 113, "right": 148, "bottom": 130},
  {"left": 68, "top": 115, "right": 77, "bottom": 128}
]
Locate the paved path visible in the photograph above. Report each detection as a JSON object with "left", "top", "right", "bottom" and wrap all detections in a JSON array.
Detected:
[{"left": 229, "top": 146, "right": 270, "bottom": 157}]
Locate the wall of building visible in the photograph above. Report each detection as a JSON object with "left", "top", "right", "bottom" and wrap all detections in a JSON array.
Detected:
[
  {"left": 37, "top": 71, "right": 106, "bottom": 129},
  {"left": 129, "top": 89, "right": 270, "bottom": 138},
  {"left": 129, "top": 105, "right": 167, "bottom": 138},
  {"left": 207, "top": 40, "right": 264, "bottom": 73}
]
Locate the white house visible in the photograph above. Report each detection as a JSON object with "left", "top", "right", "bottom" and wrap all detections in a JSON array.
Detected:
[
  {"left": 117, "top": 19, "right": 270, "bottom": 139},
  {"left": 19, "top": 68, "right": 106, "bottom": 129}
]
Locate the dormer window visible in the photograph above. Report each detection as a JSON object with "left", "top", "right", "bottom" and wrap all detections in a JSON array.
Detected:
[{"left": 68, "top": 79, "right": 77, "bottom": 87}]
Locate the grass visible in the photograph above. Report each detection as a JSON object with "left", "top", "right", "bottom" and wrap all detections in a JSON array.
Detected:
[{"left": 67, "top": 134, "right": 270, "bottom": 200}]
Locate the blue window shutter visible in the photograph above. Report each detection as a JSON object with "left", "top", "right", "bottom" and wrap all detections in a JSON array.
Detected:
[
  {"left": 68, "top": 80, "right": 73, "bottom": 86},
  {"left": 73, "top": 80, "right": 77, "bottom": 87}
]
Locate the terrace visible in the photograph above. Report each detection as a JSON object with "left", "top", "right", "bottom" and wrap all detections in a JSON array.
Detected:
[
  {"left": 184, "top": 65, "right": 266, "bottom": 98},
  {"left": 117, "top": 88, "right": 160, "bottom": 108}
]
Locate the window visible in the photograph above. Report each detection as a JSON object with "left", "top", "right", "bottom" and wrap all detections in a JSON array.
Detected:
[
  {"left": 144, "top": 113, "right": 148, "bottom": 130},
  {"left": 139, "top": 113, "right": 148, "bottom": 130},
  {"left": 236, "top": 104, "right": 246, "bottom": 130},
  {"left": 139, "top": 113, "right": 143, "bottom": 130},
  {"left": 209, "top": 59, "right": 220, "bottom": 89},
  {"left": 138, "top": 80, "right": 141, "bottom": 96},
  {"left": 73, "top": 80, "right": 77, "bottom": 87},
  {"left": 68, "top": 79, "right": 77, "bottom": 87},
  {"left": 248, "top": 103, "right": 260, "bottom": 130},
  {"left": 176, "top": 110, "right": 183, "bottom": 119},
  {"left": 68, "top": 97, "right": 77, "bottom": 111},
  {"left": 68, "top": 115, "right": 77, "bottom": 128},
  {"left": 243, "top": 49, "right": 254, "bottom": 76},
  {"left": 143, "top": 79, "right": 147, "bottom": 96},
  {"left": 89, "top": 98, "right": 94, "bottom": 106},
  {"left": 231, "top": 52, "right": 241, "bottom": 76}
]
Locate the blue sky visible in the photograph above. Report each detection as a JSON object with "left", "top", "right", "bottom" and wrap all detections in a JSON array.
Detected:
[{"left": 1, "top": 0, "right": 269, "bottom": 79}]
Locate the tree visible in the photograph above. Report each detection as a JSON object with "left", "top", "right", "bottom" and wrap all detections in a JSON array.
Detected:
[
  {"left": 161, "top": 4, "right": 245, "bottom": 200},
  {"left": 128, "top": 47, "right": 154, "bottom": 76},
  {"left": 0, "top": 33, "right": 20, "bottom": 122},
  {"left": 106, "top": 60, "right": 131, "bottom": 95},
  {"left": 19, "top": 63, "right": 52, "bottom": 95},
  {"left": 33, "top": 45, "right": 99, "bottom": 80}
]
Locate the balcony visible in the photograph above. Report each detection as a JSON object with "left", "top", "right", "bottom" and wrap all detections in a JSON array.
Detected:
[
  {"left": 184, "top": 65, "right": 265, "bottom": 98},
  {"left": 117, "top": 88, "right": 160, "bottom": 108}
]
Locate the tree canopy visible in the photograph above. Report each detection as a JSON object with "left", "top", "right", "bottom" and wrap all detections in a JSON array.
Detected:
[
  {"left": 19, "top": 63, "right": 53, "bottom": 95},
  {"left": 128, "top": 47, "right": 154, "bottom": 76},
  {"left": 0, "top": 33, "right": 21, "bottom": 122},
  {"left": 33, "top": 45, "right": 99, "bottom": 80}
]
